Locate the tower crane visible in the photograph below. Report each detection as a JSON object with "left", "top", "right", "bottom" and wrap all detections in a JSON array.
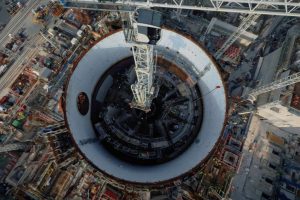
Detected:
[
  {"left": 58, "top": 0, "right": 300, "bottom": 110},
  {"left": 63, "top": 1, "right": 163, "bottom": 112},
  {"left": 122, "top": 9, "right": 162, "bottom": 112}
]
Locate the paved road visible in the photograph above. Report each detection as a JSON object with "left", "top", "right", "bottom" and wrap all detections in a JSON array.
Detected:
[
  {"left": 0, "top": 35, "right": 45, "bottom": 97},
  {"left": 0, "top": 1, "right": 11, "bottom": 25},
  {"left": 230, "top": 115, "right": 262, "bottom": 200},
  {"left": 0, "top": 0, "right": 50, "bottom": 97},
  {"left": 0, "top": 0, "right": 42, "bottom": 46}
]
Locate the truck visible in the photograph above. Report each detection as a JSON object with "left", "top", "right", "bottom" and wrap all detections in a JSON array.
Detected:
[
  {"left": 0, "top": 65, "right": 8, "bottom": 76},
  {"left": 0, "top": 96, "right": 9, "bottom": 105},
  {"left": 0, "top": 105, "right": 7, "bottom": 112}
]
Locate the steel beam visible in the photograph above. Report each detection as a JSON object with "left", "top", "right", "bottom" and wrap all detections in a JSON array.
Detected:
[
  {"left": 245, "top": 72, "right": 300, "bottom": 100},
  {"left": 59, "top": 0, "right": 300, "bottom": 17}
]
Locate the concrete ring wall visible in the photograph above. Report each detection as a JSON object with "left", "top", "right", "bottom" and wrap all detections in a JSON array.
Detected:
[{"left": 65, "top": 29, "right": 227, "bottom": 184}]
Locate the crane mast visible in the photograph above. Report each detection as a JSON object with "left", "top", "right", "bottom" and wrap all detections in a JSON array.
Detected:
[
  {"left": 130, "top": 45, "right": 157, "bottom": 111},
  {"left": 123, "top": 10, "right": 161, "bottom": 112}
]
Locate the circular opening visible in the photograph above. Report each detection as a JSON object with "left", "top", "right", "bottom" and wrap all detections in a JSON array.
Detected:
[
  {"left": 91, "top": 57, "right": 203, "bottom": 165},
  {"left": 77, "top": 92, "right": 89, "bottom": 115},
  {"left": 65, "top": 29, "right": 227, "bottom": 183}
]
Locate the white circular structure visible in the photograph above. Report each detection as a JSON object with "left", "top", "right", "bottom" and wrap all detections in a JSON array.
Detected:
[{"left": 64, "top": 29, "right": 227, "bottom": 184}]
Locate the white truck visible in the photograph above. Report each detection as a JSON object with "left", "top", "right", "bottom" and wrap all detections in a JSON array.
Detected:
[{"left": 0, "top": 64, "right": 7, "bottom": 76}]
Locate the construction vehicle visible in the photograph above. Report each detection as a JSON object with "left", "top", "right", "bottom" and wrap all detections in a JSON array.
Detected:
[{"left": 32, "top": 5, "right": 49, "bottom": 24}]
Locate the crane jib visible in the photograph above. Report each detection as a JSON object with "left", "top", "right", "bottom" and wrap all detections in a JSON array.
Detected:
[{"left": 60, "top": 0, "right": 300, "bottom": 17}]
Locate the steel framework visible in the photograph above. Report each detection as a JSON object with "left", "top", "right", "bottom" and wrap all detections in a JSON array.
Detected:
[
  {"left": 215, "top": 4, "right": 268, "bottom": 59},
  {"left": 130, "top": 45, "right": 157, "bottom": 111},
  {"left": 60, "top": 0, "right": 300, "bottom": 62},
  {"left": 214, "top": 13, "right": 260, "bottom": 59},
  {"left": 122, "top": 10, "right": 159, "bottom": 111},
  {"left": 244, "top": 72, "right": 300, "bottom": 100},
  {"left": 59, "top": 0, "right": 300, "bottom": 105},
  {"left": 204, "top": 17, "right": 217, "bottom": 35},
  {"left": 60, "top": 0, "right": 300, "bottom": 17}
]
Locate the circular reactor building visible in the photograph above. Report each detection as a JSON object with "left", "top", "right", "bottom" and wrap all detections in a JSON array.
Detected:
[{"left": 64, "top": 29, "right": 227, "bottom": 184}]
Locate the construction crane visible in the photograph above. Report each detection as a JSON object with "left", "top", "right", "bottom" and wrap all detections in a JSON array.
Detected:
[
  {"left": 243, "top": 72, "right": 300, "bottom": 102},
  {"left": 130, "top": 44, "right": 158, "bottom": 112},
  {"left": 214, "top": 13, "right": 261, "bottom": 59},
  {"left": 122, "top": 9, "right": 161, "bottom": 112},
  {"left": 215, "top": 4, "right": 269, "bottom": 60},
  {"left": 61, "top": 1, "right": 163, "bottom": 112},
  {"left": 58, "top": 0, "right": 300, "bottom": 110},
  {"left": 59, "top": 0, "right": 300, "bottom": 17}
]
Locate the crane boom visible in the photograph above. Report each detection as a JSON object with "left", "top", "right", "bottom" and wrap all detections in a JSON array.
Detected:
[
  {"left": 214, "top": 13, "right": 260, "bottom": 59},
  {"left": 215, "top": 4, "right": 269, "bottom": 59},
  {"left": 59, "top": 0, "right": 300, "bottom": 17},
  {"left": 244, "top": 72, "right": 300, "bottom": 101},
  {"left": 59, "top": 1, "right": 285, "bottom": 61}
]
